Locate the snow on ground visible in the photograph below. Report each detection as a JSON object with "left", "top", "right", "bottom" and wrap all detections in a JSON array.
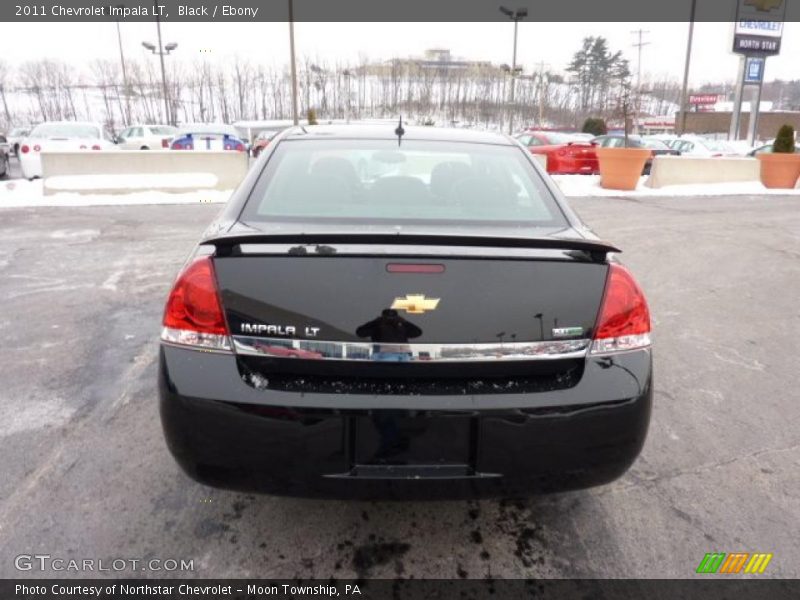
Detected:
[
  {"left": 45, "top": 173, "right": 219, "bottom": 192},
  {"left": 552, "top": 175, "right": 800, "bottom": 197},
  {"left": 0, "top": 178, "right": 232, "bottom": 208}
]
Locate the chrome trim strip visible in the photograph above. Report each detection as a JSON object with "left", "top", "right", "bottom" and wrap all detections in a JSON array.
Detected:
[
  {"left": 232, "top": 335, "right": 590, "bottom": 362},
  {"left": 237, "top": 244, "right": 582, "bottom": 260}
]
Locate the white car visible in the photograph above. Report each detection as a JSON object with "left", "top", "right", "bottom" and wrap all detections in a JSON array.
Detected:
[
  {"left": 672, "top": 136, "right": 737, "bottom": 157},
  {"left": 116, "top": 124, "right": 178, "bottom": 150},
  {"left": 19, "top": 121, "right": 116, "bottom": 180},
  {"left": 7, "top": 126, "right": 32, "bottom": 156}
]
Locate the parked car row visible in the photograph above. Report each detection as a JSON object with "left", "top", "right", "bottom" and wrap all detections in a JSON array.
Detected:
[
  {"left": 515, "top": 131, "right": 683, "bottom": 175},
  {"left": 513, "top": 129, "right": 781, "bottom": 175},
  {"left": 8, "top": 121, "right": 250, "bottom": 180}
]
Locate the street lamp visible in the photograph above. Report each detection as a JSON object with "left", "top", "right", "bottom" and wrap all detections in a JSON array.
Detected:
[
  {"left": 142, "top": 12, "right": 177, "bottom": 126},
  {"left": 499, "top": 5, "right": 527, "bottom": 135},
  {"left": 114, "top": 4, "right": 131, "bottom": 126},
  {"left": 288, "top": 0, "right": 299, "bottom": 125}
]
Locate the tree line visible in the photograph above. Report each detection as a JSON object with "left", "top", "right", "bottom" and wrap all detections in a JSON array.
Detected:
[{"left": 0, "top": 37, "right": 726, "bottom": 135}]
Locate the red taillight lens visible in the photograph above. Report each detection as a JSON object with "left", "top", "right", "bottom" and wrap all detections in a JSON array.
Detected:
[
  {"left": 172, "top": 142, "right": 183, "bottom": 150},
  {"left": 162, "top": 138, "right": 169, "bottom": 148},
  {"left": 33, "top": 144, "right": 41, "bottom": 152},
  {"left": 557, "top": 148, "right": 567, "bottom": 156},
  {"left": 591, "top": 264, "right": 651, "bottom": 354},
  {"left": 91, "top": 144, "right": 102, "bottom": 151},
  {"left": 161, "top": 256, "right": 230, "bottom": 350},
  {"left": 21, "top": 145, "right": 30, "bottom": 154},
  {"left": 79, "top": 144, "right": 87, "bottom": 150}
]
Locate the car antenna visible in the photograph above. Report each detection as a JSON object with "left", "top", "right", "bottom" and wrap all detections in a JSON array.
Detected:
[{"left": 395, "top": 115, "right": 405, "bottom": 147}]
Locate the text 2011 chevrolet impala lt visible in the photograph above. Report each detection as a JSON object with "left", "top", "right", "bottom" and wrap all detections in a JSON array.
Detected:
[{"left": 158, "top": 124, "right": 652, "bottom": 498}]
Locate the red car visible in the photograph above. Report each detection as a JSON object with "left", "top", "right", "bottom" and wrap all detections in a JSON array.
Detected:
[
  {"left": 251, "top": 129, "right": 280, "bottom": 158},
  {"left": 516, "top": 131, "right": 599, "bottom": 175}
]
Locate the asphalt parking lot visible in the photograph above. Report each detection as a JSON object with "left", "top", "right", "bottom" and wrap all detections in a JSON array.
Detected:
[{"left": 0, "top": 194, "right": 798, "bottom": 579}]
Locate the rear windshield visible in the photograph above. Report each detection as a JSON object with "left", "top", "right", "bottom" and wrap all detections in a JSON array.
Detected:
[
  {"left": 241, "top": 139, "right": 566, "bottom": 226},
  {"left": 30, "top": 123, "right": 100, "bottom": 139}
]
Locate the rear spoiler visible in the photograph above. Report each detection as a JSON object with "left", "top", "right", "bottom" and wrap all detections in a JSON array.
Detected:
[{"left": 202, "top": 233, "right": 620, "bottom": 260}]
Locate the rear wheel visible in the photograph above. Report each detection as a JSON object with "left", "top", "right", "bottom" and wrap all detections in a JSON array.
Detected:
[
  {"left": 0, "top": 156, "right": 8, "bottom": 178},
  {"left": 140, "top": 146, "right": 150, "bottom": 150}
]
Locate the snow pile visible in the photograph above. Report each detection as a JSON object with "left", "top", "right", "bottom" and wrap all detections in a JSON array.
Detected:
[
  {"left": 45, "top": 172, "right": 219, "bottom": 192},
  {"left": 0, "top": 178, "right": 232, "bottom": 207},
  {"left": 552, "top": 175, "right": 800, "bottom": 197}
]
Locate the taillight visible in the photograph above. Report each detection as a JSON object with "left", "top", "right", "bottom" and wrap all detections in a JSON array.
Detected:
[
  {"left": 161, "top": 256, "right": 231, "bottom": 351},
  {"left": 79, "top": 144, "right": 87, "bottom": 150},
  {"left": 172, "top": 142, "right": 183, "bottom": 150},
  {"left": 591, "top": 264, "right": 651, "bottom": 354},
  {"left": 91, "top": 144, "right": 102, "bottom": 150},
  {"left": 557, "top": 148, "right": 567, "bottom": 156},
  {"left": 33, "top": 144, "right": 41, "bottom": 152},
  {"left": 21, "top": 145, "right": 30, "bottom": 154},
  {"left": 161, "top": 138, "right": 169, "bottom": 148}
]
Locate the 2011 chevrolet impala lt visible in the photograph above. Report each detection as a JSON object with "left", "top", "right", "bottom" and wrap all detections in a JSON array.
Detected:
[{"left": 158, "top": 124, "right": 652, "bottom": 499}]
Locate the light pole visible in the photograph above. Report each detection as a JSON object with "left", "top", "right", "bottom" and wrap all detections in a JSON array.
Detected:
[
  {"left": 631, "top": 28, "right": 650, "bottom": 135},
  {"left": 142, "top": 12, "right": 177, "bottom": 125},
  {"left": 499, "top": 6, "right": 527, "bottom": 135},
  {"left": 288, "top": 0, "right": 299, "bottom": 125},
  {"left": 343, "top": 69, "right": 352, "bottom": 122},
  {"left": 677, "top": 0, "right": 697, "bottom": 136},
  {"left": 115, "top": 5, "right": 131, "bottom": 125}
]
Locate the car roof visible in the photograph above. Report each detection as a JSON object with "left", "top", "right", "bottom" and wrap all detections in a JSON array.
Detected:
[{"left": 282, "top": 124, "right": 515, "bottom": 145}]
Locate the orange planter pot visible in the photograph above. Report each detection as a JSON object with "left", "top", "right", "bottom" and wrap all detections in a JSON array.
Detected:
[
  {"left": 757, "top": 153, "right": 800, "bottom": 189},
  {"left": 596, "top": 147, "right": 651, "bottom": 191}
]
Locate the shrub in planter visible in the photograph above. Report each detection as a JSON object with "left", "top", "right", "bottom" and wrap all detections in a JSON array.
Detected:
[
  {"left": 757, "top": 124, "right": 800, "bottom": 189},
  {"left": 582, "top": 117, "right": 607, "bottom": 137}
]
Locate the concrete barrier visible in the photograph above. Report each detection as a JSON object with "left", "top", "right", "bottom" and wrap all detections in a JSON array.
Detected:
[
  {"left": 41, "top": 150, "right": 248, "bottom": 195},
  {"left": 646, "top": 155, "right": 760, "bottom": 188}
]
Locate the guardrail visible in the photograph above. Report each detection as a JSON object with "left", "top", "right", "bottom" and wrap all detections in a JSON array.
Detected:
[
  {"left": 646, "top": 155, "right": 759, "bottom": 189},
  {"left": 41, "top": 150, "right": 249, "bottom": 196}
]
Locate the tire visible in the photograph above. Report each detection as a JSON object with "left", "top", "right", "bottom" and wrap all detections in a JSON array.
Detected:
[
  {"left": 13, "top": 143, "right": 20, "bottom": 157},
  {"left": 0, "top": 157, "right": 7, "bottom": 179},
  {"left": 140, "top": 146, "right": 150, "bottom": 150}
]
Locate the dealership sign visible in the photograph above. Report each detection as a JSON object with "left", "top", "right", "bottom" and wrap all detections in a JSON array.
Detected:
[
  {"left": 689, "top": 94, "right": 720, "bottom": 106},
  {"left": 732, "top": 0, "right": 786, "bottom": 56}
]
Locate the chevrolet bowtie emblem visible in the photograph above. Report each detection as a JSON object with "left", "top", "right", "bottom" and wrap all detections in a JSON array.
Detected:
[
  {"left": 744, "top": 0, "right": 783, "bottom": 11},
  {"left": 391, "top": 294, "right": 441, "bottom": 314}
]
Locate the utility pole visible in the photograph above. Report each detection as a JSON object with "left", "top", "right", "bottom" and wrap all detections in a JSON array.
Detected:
[
  {"left": 288, "top": 0, "right": 299, "bottom": 125},
  {"left": 677, "top": 0, "right": 697, "bottom": 135},
  {"left": 631, "top": 28, "right": 650, "bottom": 135}
]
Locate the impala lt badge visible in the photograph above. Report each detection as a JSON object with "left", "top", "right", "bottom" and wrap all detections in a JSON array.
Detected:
[{"left": 391, "top": 294, "right": 441, "bottom": 315}]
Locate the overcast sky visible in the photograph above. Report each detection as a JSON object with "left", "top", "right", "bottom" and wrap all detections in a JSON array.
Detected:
[{"left": 4, "top": 21, "right": 800, "bottom": 85}]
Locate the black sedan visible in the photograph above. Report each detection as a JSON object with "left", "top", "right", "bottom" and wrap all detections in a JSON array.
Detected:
[{"left": 159, "top": 125, "right": 653, "bottom": 499}]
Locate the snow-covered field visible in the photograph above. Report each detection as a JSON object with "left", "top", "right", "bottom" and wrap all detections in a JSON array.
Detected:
[
  {"left": 0, "top": 178, "right": 232, "bottom": 207},
  {"left": 552, "top": 175, "right": 800, "bottom": 197}
]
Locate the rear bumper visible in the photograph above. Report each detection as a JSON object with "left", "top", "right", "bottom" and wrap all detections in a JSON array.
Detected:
[{"left": 158, "top": 345, "right": 652, "bottom": 499}]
